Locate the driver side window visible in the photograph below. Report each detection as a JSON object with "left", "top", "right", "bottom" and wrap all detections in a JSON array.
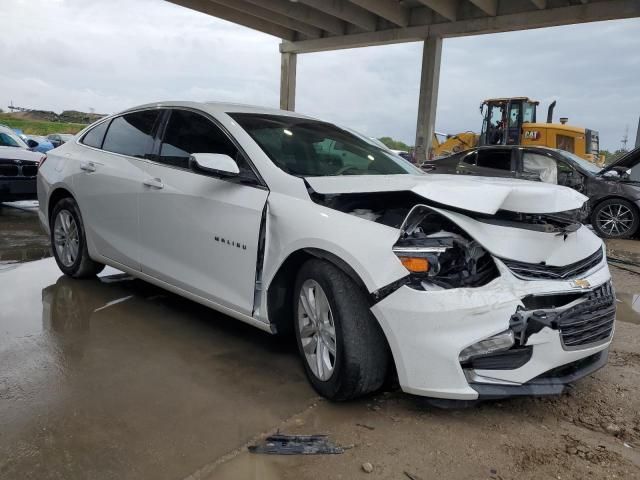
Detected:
[
  {"left": 159, "top": 110, "right": 255, "bottom": 178},
  {"left": 556, "top": 160, "right": 578, "bottom": 187}
]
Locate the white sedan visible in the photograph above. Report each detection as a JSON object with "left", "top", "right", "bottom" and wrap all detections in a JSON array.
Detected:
[{"left": 37, "top": 102, "right": 613, "bottom": 403}]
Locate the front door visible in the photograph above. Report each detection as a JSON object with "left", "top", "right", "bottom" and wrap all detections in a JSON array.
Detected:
[{"left": 139, "top": 109, "right": 268, "bottom": 315}]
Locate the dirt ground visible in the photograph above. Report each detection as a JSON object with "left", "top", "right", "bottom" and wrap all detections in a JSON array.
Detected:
[
  {"left": 2, "top": 203, "right": 640, "bottom": 480},
  {"left": 204, "top": 265, "right": 640, "bottom": 480}
]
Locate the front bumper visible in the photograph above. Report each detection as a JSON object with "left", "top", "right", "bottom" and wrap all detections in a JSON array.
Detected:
[
  {"left": 371, "top": 254, "right": 613, "bottom": 400},
  {"left": 0, "top": 178, "right": 37, "bottom": 201}
]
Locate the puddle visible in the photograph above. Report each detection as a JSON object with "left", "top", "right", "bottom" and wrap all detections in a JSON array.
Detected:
[
  {"left": 616, "top": 292, "right": 640, "bottom": 325},
  {"left": 0, "top": 204, "right": 51, "bottom": 263},
  {"left": 0, "top": 258, "right": 313, "bottom": 480}
]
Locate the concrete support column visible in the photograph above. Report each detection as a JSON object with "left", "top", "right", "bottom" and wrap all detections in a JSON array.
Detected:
[
  {"left": 280, "top": 51, "right": 297, "bottom": 111},
  {"left": 414, "top": 37, "right": 442, "bottom": 164}
]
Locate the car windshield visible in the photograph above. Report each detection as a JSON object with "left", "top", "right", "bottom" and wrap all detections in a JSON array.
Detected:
[
  {"left": 555, "top": 149, "right": 602, "bottom": 174},
  {"left": 229, "top": 113, "right": 421, "bottom": 177},
  {"left": 0, "top": 129, "right": 28, "bottom": 148}
]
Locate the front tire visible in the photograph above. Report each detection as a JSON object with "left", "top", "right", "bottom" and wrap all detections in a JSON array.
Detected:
[
  {"left": 294, "top": 259, "right": 389, "bottom": 401},
  {"left": 592, "top": 198, "right": 639, "bottom": 239},
  {"left": 50, "top": 197, "right": 104, "bottom": 278}
]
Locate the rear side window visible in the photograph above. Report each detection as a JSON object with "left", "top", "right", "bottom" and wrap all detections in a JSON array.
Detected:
[
  {"left": 476, "top": 149, "right": 512, "bottom": 171},
  {"left": 102, "top": 110, "right": 160, "bottom": 158},
  {"left": 81, "top": 121, "right": 110, "bottom": 149},
  {"left": 159, "top": 110, "right": 240, "bottom": 170}
]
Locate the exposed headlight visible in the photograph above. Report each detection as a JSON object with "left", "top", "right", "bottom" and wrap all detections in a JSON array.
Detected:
[
  {"left": 392, "top": 207, "right": 499, "bottom": 289},
  {"left": 392, "top": 242, "right": 449, "bottom": 274},
  {"left": 458, "top": 330, "right": 515, "bottom": 363}
]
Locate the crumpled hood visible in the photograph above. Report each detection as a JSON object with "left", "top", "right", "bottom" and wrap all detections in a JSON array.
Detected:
[
  {"left": 598, "top": 146, "right": 640, "bottom": 175},
  {"left": 305, "top": 174, "right": 587, "bottom": 215}
]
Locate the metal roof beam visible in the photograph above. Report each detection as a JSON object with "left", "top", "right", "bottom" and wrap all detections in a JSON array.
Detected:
[
  {"left": 416, "top": 0, "right": 458, "bottom": 21},
  {"left": 468, "top": 0, "right": 497, "bottom": 16},
  {"left": 298, "top": 0, "right": 378, "bottom": 31},
  {"left": 208, "top": 0, "right": 322, "bottom": 38},
  {"left": 168, "top": 0, "right": 297, "bottom": 39},
  {"left": 348, "top": 0, "right": 409, "bottom": 27},
  {"left": 241, "top": 0, "right": 346, "bottom": 35},
  {"left": 281, "top": 0, "right": 640, "bottom": 52}
]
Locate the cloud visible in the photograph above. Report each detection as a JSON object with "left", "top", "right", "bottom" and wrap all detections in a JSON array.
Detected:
[{"left": 1, "top": 0, "right": 638, "bottom": 150}]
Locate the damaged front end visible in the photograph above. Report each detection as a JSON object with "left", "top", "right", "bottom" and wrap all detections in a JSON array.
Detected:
[
  {"left": 391, "top": 205, "right": 499, "bottom": 290},
  {"left": 308, "top": 184, "right": 612, "bottom": 400}
]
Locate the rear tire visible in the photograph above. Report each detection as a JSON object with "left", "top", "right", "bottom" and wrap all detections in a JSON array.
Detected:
[
  {"left": 294, "top": 259, "right": 389, "bottom": 401},
  {"left": 592, "top": 198, "right": 639, "bottom": 239},
  {"left": 50, "top": 197, "right": 105, "bottom": 278}
]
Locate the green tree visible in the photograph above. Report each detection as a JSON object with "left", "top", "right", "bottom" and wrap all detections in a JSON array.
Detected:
[
  {"left": 378, "top": 136, "right": 411, "bottom": 151},
  {"left": 601, "top": 149, "right": 629, "bottom": 165}
]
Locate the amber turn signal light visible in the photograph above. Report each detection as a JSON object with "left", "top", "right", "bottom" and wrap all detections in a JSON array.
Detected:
[{"left": 399, "top": 256, "right": 430, "bottom": 273}]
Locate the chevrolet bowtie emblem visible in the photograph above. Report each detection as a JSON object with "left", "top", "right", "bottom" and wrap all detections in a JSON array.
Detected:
[{"left": 571, "top": 279, "right": 591, "bottom": 289}]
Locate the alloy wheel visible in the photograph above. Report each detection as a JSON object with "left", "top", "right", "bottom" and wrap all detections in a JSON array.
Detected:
[
  {"left": 53, "top": 209, "right": 80, "bottom": 267},
  {"left": 297, "top": 279, "right": 337, "bottom": 381},
  {"left": 596, "top": 203, "right": 634, "bottom": 237}
]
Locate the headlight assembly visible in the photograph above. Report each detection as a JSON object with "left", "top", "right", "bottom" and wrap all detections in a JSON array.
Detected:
[{"left": 392, "top": 208, "right": 498, "bottom": 289}]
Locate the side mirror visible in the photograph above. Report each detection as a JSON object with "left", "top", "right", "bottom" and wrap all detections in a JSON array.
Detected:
[
  {"left": 189, "top": 153, "right": 239, "bottom": 177},
  {"left": 27, "top": 139, "right": 39, "bottom": 149}
]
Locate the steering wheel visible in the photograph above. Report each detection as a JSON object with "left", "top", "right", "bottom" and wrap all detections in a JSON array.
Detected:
[{"left": 334, "top": 165, "right": 361, "bottom": 175}]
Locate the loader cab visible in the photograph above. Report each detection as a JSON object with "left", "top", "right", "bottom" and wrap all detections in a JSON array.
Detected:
[{"left": 479, "top": 97, "right": 539, "bottom": 147}]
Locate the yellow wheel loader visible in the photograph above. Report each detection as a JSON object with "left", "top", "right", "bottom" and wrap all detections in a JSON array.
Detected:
[{"left": 432, "top": 97, "right": 602, "bottom": 163}]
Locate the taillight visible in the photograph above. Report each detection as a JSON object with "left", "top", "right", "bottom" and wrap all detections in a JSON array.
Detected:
[{"left": 38, "top": 155, "right": 47, "bottom": 169}]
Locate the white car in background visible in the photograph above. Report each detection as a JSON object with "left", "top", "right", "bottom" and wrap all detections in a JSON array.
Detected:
[{"left": 37, "top": 102, "right": 614, "bottom": 403}]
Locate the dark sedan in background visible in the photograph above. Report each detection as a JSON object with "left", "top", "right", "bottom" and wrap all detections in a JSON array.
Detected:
[
  {"left": 424, "top": 145, "right": 640, "bottom": 239},
  {"left": 0, "top": 125, "right": 45, "bottom": 203}
]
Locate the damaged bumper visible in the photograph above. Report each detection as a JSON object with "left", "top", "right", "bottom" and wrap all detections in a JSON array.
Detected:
[{"left": 371, "top": 249, "right": 613, "bottom": 401}]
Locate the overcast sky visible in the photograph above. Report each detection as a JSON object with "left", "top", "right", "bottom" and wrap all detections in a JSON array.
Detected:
[{"left": 1, "top": 0, "right": 639, "bottom": 151}]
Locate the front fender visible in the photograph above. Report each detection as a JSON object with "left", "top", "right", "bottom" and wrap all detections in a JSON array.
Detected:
[{"left": 262, "top": 192, "right": 407, "bottom": 296}]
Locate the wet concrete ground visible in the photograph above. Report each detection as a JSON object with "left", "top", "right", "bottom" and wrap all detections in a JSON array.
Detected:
[
  {"left": 2, "top": 204, "right": 640, "bottom": 479},
  {"left": 0, "top": 204, "right": 315, "bottom": 479}
]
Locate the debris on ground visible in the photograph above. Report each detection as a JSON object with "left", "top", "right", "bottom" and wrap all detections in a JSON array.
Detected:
[
  {"left": 248, "top": 434, "right": 344, "bottom": 455},
  {"left": 355, "top": 423, "right": 375, "bottom": 430},
  {"left": 361, "top": 462, "right": 374, "bottom": 473},
  {"left": 404, "top": 471, "right": 423, "bottom": 480}
]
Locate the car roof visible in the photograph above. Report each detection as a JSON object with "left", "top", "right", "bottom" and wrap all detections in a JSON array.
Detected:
[
  {"left": 473, "top": 145, "right": 558, "bottom": 153},
  {"left": 119, "top": 101, "right": 315, "bottom": 120}
]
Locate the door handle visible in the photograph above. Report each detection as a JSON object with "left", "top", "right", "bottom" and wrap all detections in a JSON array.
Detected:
[
  {"left": 80, "top": 161, "right": 96, "bottom": 173},
  {"left": 143, "top": 178, "right": 164, "bottom": 189}
]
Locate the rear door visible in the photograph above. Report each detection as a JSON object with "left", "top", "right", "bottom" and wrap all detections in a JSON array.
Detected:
[
  {"left": 73, "top": 110, "right": 161, "bottom": 269},
  {"left": 138, "top": 109, "right": 268, "bottom": 315}
]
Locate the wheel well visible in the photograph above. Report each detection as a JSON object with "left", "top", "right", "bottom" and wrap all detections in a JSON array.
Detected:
[
  {"left": 266, "top": 248, "right": 369, "bottom": 336},
  {"left": 266, "top": 248, "right": 398, "bottom": 386},
  {"left": 48, "top": 188, "right": 75, "bottom": 222}
]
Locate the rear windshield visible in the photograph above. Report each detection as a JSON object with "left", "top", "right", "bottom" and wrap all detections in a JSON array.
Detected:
[{"left": 229, "top": 113, "right": 420, "bottom": 177}]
